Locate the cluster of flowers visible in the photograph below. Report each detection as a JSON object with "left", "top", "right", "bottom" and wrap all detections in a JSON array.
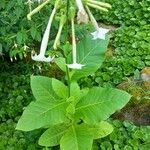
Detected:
[{"left": 27, "top": 0, "right": 111, "bottom": 69}]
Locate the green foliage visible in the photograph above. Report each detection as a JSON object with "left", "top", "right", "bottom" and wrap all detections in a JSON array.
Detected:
[
  {"left": 0, "top": 61, "right": 43, "bottom": 149},
  {"left": 95, "top": 0, "right": 150, "bottom": 26},
  {"left": 75, "top": 87, "right": 131, "bottom": 124},
  {"left": 17, "top": 75, "right": 130, "bottom": 149},
  {"left": 97, "top": 120, "right": 150, "bottom": 150},
  {"left": 0, "top": 0, "right": 55, "bottom": 58},
  {"left": 16, "top": 77, "right": 69, "bottom": 131},
  {"left": 60, "top": 125, "right": 93, "bottom": 150},
  {"left": 2, "top": 1, "right": 150, "bottom": 149},
  {"left": 80, "top": 25, "right": 150, "bottom": 87},
  {"left": 69, "top": 35, "right": 110, "bottom": 81},
  {"left": 39, "top": 124, "right": 69, "bottom": 147},
  {"left": 0, "top": 61, "right": 148, "bottom": 150}
]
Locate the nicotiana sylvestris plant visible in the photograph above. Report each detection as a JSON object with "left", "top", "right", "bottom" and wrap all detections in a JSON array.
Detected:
[{"left": 16, "top": 0, "right": 131, "bottom": 150}]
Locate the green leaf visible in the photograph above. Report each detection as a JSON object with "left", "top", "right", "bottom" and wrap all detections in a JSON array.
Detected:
[
  {"left": 39, "top": 124, "right": 69, "bottom": 147},
  {"left": 55, "top": 57, "right": 66, "bottom": 72},
  {"left": 91, "top": 121, "right": 113, "bottom": 139},
  {"left": 31, "top": 76, "right": 59, "bottom": 101},
  {"left": 52, "top": 78, "right": 68, "bottom": 98},
  {"left": 70, "top": 35, "right": 110, "bottom": 81},
  {"left": 16, "top": 99, "right": 69, "bottom": 131},
  {"left": 70, "top": 82, "right": 80, "bottom": 102},
  {"left": 75, "top": 87, "right": 131, "bottom": 124},
  {"left": 60, "top": 125, "right": 93, "bottom": 150}
]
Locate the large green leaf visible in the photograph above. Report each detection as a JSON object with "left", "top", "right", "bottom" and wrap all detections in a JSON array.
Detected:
[
  {"left": 70, "top": 35, "right": 110, "bottom": 81},
  {"left": 39, "top": 124, "right": 69, "bottom": 147},
  {"left": 75, "top": 87, "right": 131, "bottom": 124},
  {"left": 60, "top": 125, "right": 93, "bottom": 150},
  {"left": 31, "top": 76, "right": 58, "bottom": 101},
  {"left": 31, "top": 76, "right": 68, "bottom": 100},
  {"left": 16, "top": 99, "right": 69, "bottom": 131},
  {"left": 91, "top": 121, "right": 113, "bottom": 139}
]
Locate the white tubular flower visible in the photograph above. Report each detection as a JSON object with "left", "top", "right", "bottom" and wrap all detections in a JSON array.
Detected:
[
  {"left": 86, "top": 6, "right": 109, "bottom": 40},
  {"left": 91, "top": 28, "right": 109, "bottom": 40},
  {"left": 67, "top": 17, "right": 85, "bottom": 69},
  {"left": 32, "top": 1, "right": 58, "bottom": 62},
  {"left": 67, "top": 63, "right": 85, "bottom": 69},
  {"left": 76, "top": 0, "right": 89, "bottom": 24}
]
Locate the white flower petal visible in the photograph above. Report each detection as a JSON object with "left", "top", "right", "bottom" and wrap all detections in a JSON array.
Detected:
[
  {"left": 67, "top": 63, "right": 85, "bottom": 69},
  {"left": 32, "top": 54, "right": 54, "bottom": 62},
  {"left": 91, "top": 27, "right": 109, "bottom": 40}
]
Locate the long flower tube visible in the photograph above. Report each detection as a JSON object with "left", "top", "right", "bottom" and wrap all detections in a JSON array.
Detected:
[
  {"left": 76, "top": 0, "right": 89, "bottom": 24},
  {"left": 87, "top": 0, "right": 112, "bottom": 9},
  {"left": 86, "top": 2, "right": 108, "bottom": 12},
  {"left": 86, "top": 6, "right": 109, "bottom": 40},
  {"left": 53, "top": 15, "right": 66, "bottom": 50},
  {"left": 27, "top": 0, "right": 51, "bottom": 20},
  {"left": 67, "top": 17, "right": 85, "bottom": 69},
  {"left": 32, "top": 0, "right": 60, "bottom": 62}
]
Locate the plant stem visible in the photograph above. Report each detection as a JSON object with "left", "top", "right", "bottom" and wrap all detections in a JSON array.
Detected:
[{"left": 65, "top": 0, "right": 71, "bottom": 97}]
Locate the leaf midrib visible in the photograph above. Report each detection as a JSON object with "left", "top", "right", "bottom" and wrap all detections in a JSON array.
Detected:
[
  {"left": 76, "top": 99, "right": 112, "bottom": 111},
  {"left": 72, "top": 126, "right": 79, "bottom": 150},
  {"left": 79, "top": 41, "right": 101, "bottom": 64},
  {"left": 37, "top": 101, "right": 67, "bottom": 116}
]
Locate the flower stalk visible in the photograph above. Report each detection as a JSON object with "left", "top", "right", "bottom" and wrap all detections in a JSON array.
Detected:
[
  {"left": 87, "top": 0, "right": 112, "bottom": 9},
  {"left": 67, "top": 12, "right": 85, "bottom": 69},
  {"left": 86, "top": 2, "right": 108, "bottom": 12},
  {"left": 27, "top": 0, "right": 51, "bottom": 20},
  {"left": 53, "top": 15, "right": 66, "bottom": 50}
]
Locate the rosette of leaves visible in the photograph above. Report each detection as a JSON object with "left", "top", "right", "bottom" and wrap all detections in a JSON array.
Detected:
[{"left": 16, "top": 35, "right": 131, "bottom": 150}]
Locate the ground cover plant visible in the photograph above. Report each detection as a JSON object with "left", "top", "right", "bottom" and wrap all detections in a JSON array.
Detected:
[{"left": 95, "top": 0, "right": 150, "bottom": 26}]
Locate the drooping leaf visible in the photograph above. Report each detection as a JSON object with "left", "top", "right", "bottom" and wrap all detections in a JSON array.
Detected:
[
  {"left": 16, "top": 99, "right": 69, "bottom": 131},
  {"left": 31, "top": 76, "right": 58, "bottom": 101},
  {"left": 39, "top": 124, "right": 69, "bottom": 147},
  {"left": 69, "top": 35, "right": 110, "bottom": 81},
  {"left": 91, "top": 121, "right": 113, "bottom": 139},
  {"left": 75, "top": 87, "right": 131, "bottom": 124},
  {"left": 52, "top": 78, "right": 68, "bottom": 98},
  {"left": 60, "top": 125, "right": 93, "bottom": 150}
]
